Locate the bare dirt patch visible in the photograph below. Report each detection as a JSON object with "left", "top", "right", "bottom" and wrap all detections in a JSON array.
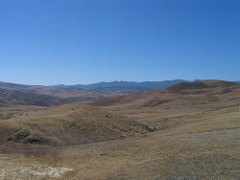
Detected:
[{"left": 0, "top": 157, "right": 73, "bottom": 179}]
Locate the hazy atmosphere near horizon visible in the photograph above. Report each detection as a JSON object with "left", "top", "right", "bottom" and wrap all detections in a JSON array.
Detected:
[{"left": 0, "top": 0, "right": 239, "bottom": 85}]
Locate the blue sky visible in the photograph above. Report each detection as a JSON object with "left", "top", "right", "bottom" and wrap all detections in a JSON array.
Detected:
[{"left": 0, "top": 0, "right": 239, "bottom": 85}]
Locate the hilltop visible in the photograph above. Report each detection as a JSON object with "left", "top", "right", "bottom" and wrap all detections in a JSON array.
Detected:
[{"left": 168, "top": 80, "right": 236, "bottom": 91}]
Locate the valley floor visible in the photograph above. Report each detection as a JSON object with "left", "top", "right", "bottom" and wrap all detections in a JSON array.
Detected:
[{"left": 0, "top": 104, "right": 240, "bottom": 179}]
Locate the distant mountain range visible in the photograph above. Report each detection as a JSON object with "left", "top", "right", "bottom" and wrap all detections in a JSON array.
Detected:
[
  {"left": 52, "top": 80, "right": 240, "bottom": 93},
  {"left": 51, "top": 80, "right": 187, "bottom": 93}
]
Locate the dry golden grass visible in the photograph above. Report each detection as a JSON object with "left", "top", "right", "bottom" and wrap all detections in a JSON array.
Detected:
[
  {"left": 0, "top": 81, "right": 240, "bottom": 179},
  {"left": 0, "top": 103, "right": 152, "bottom": 146},
  {"left": 91, "top": 81, "right": 240, "bottom": 110},
  {"left": 0, "top": 103, "right": 239, "bottom": 179}
]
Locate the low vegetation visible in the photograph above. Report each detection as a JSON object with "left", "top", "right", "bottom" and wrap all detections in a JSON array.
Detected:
[
  {"left": 0, "top": 80, "right": 239, "bottom": 179},
  {"left": 0, "top": 104, "right": 153, "bottom": 146}
]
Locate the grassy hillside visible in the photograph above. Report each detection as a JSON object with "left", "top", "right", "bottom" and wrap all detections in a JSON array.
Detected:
[
  {"left": 91, "top": 80, "right": 240, "bottom": 109},
  {"left": 0, "top": 81, "right": 110, "bottom": 104},
  {"left": 0, "top": 104, "right": 152, "bottom": 146},
  {"left": 0, "top": 88, "right": 66, "bottom": 107},
  {"left": 0, "top": 94, "right": 239, "bottom": 179},
  {"left": 0, "top": 80, "right": 239, "bottom": 179}
]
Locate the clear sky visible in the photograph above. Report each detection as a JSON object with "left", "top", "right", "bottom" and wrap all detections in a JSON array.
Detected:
[{"left": 0, "top": 0, "right": 239, "bottom": 85}]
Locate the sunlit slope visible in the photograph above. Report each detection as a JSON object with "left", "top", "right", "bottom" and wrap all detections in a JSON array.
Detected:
[
  {"left": 91, "top": 80, "right": 240, "bottom": 109},
  {"left": 0, "top": 104, "right": 152, "bottom": 145}
]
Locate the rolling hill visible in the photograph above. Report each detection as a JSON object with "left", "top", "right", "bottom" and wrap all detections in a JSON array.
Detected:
[
  {"left": 91, "top": 80, "right": 240, "bottom": 109},
  {"left": 0, "top": 104, "right": 153, "bottom": 146},
  {"left": 0, "top": 80, "right": 240, "bottom": 179},
  {"left": 1, "top": 80, "right": 239, "bottom": 108},
  {"left": 0, "top": 88, "right": 66, "bottom": 107},
  {"left": 0, "top": 81, "right": 110, "bottom": 106}
]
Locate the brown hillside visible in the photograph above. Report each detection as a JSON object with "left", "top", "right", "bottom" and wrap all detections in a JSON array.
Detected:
[
  {"left": 0, "top": 88, "right": 66, "bottom": 107},
  {"left": 168, "top": 80, "right": 237, "bottom": 92},
  {"left": 0, "top": 104, "right": 153, "bottom": 146},
  {"left": 91, "top": 80, "right": 240, "bottom": 109},
  {"left": 0, "top": 82, "right": 110, "bottom": 104},
  {"left": 0, "top": 80, "right": 239, "bottom": 179}
]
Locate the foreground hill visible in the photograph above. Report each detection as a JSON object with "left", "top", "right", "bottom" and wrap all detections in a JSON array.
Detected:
[
  {"left": 91, "top": 80, "right": 240, "bottom": 109},
  {"left": 0, "top": 104, "right": 153, "bottom": 146}
]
